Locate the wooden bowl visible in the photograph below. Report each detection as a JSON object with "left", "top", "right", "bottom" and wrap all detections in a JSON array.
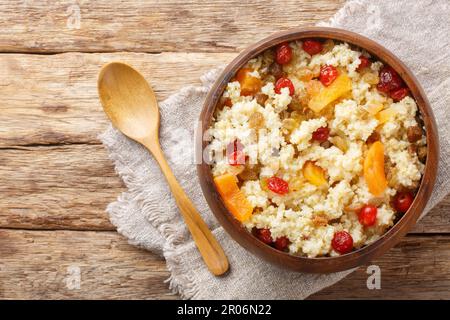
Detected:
[{"left": 196, "top": 27, "right": 439, "bottom": 273}]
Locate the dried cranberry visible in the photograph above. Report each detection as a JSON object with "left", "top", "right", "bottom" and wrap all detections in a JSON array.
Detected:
[
  {"left": 302, "top": 39, "right": 323, "bottom": 55},
  {"left": 228, "top": 150, "right": 246, "bottom": 166},
  {"left": 275, "top": 77, "right": 295, "bottom": 96},
  {"left": 390, "top": 87, "right": 409, "bottom": 101},
  {"left": 331, "top": 231, "right": 354, "bottom": 254},
  {"left": 312, "top": 127, "right": 330, "bottom": 142},
  {"left": 377, "top": 66, "right": 403, "bottom": 93},
  {"left": 275, "top": 42, "right": 292, "bottom": 65},
  {"left": 319, "top": 65, "right": 339, "bottom": 86},
  {"left": 393, "top": 191, "right": 414, "bottom": 213},
  {"left": 267, "top": 176, "right": 289, "bottom": 195},
  {"left": 254, "top": 228, "right": 273, "bottom": 244},
  {"left": 274, "top": 236, "right": 290, "bottom": 251},
  {"left": 357, "top": 56, "right": 371, "bottom": 71},
  {"left": 358, "top": 205, "right": 378, "bottom": 227}
]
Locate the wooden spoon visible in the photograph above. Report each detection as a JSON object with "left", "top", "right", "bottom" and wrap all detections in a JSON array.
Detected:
[{"left": 97, "top": 62, "right": 229, "bottom": 276}]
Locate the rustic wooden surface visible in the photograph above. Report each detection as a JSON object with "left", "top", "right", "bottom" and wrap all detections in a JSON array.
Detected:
[{"left": 0, "top": 0, "right": 448, "bottom": 299}]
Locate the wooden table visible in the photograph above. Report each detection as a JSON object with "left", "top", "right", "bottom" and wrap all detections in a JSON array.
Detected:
[{"left": 0, "top": 0, "right": 448, "bottom": 300}]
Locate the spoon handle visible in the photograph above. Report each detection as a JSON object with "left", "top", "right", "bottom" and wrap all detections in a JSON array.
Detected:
[{"left": 144, "top": 141, "right": 229, "bottom": 276}]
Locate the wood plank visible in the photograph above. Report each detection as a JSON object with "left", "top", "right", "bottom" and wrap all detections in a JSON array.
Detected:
[
  {"left": 0, "top": 0, "right": 344, "bottom": 53},
  {"left": 0, "top": 144, "right": 119, "bottom": 230},
  {"left": 0, "top": 230, "right": 447, "bottom": 299},
  {"left": 1, "top": 143, "right": 449, "bottom": 232},
  {"left": 0, "top": 52, "right": 235, "bottom": 146},
  {"left": 310, "top": 235, "right": 450, "bottom": 299},
  {"left": 0, "top": 229, "right": 174, "bottom": 299}
]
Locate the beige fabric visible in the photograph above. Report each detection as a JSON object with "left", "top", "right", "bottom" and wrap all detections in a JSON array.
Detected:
[{"left": 100, "top": 0, "right": 450, "bottom": 299}]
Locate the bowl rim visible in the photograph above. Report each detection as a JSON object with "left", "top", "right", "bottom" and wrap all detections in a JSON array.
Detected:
[{"left": 196, "top": 27, "right": 439, "bottom": 273}]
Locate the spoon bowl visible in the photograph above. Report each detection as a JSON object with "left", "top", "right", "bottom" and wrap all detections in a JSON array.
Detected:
[
  {"left": 98, "top": 62, "right": 229, "bottom": 276},
  {"left": 98, "top": 62, "right": 159, "bottom": 141}
]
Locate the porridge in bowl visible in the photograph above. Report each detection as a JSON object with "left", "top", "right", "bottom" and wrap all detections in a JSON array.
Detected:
[{"left": 207, "top": 39, "right": 427, "bottom": 257}]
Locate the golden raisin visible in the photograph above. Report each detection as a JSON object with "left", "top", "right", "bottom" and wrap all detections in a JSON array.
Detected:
[
  {"left": 249, "top": 111, "right": 265, "bottom": 130},
  {"left": 330, "top": 136, "right": 348, "bottom": 152},
  {"left": 255, "top": 93, "right": 268, "bottom": 106},
  {"left": 312, "top": 215, "right": 328, "bottom": 227},
  {"left": 238, "top": 164, "right": 261, "bottom": 181},
  {"left": 290, "top": 110, "right": 306, "bottom": 122},
  {"left": 268, "top": 62, "right": 284, "bottom": 79},
  {"left": 418, "top": 146, "right": 427, "bottom": 162},
  {"left": 322, "top": 39, "right": 335, "bottom": 53},
  {"left": 297, "top": 67, "right": 315, "bottom": 82},
  {"left": 362, "top": 72, "right": 380, "bottom": 85},
  {"left": 407, "top": 125, "right": 423, "bottom": 143},
  {"left": 281, "top": 118, "right": 299, "bottom": 133}
]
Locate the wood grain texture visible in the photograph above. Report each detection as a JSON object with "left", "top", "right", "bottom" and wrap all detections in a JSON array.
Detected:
[
  {"left": 0, "top": 144, "right": 120, "bottom": 230},
  {"left": 0, "top": 0, "right": 344, "bottom": 53},
  {"left": 1, "top": 143, "right": 449, "bottom": 232},
  {"left": 0, "top": 230, "right": 448, "bottom": 299},
  {"left": 0, "top": 229, "right": 174, "bottom": 299},
  {"left": 311, "top": 235, "right": 450, "bottom": 300},
  {"left": 0, "top": 52, "right": 234, "bottom": 146}
]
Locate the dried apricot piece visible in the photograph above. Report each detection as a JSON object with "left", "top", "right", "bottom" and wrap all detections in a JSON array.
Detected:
[
  {"left": 376, "top": 107, "right": 397, "bottom": 124},
  {"left": 214, "top": 174, "right": 254, "bottom": 222},
  {"left": 308, "top": 73, "right": 352, "bottom": 113},
  {"left": 302, "top": 161, "right": 327, "bottom": 186},
  {"left": 236, "top": 68, "right": 262, "bottom": 96},
  {"left": 363, "top": 141, "right": 388, "bottom": 196}
]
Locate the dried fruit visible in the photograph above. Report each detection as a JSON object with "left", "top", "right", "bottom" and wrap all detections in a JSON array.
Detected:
[
  {"left": 302, "top": 39, "right": 323, "bottom": 55},
  {"left": 267, "top": 176, "right": 289, "bottom": 195},
  {"left": 364, "top": 141, "right": 388, "bottom": 196},
  {"left": 390, "top": 87, "right": 409, "bottom": 101},
  {"left": 407, "top": 125, "right": 423, "bottom": 143},
  {"left": 357, "top": 55, "right": 371, "bottom": 71},
  {"left": 376, "top": 107, "right": 397, "bottom": 124},
  {"left": 312, "top": 127, "right": 330, "bottom": 142},
  {"left": 238, "top": 164, "right": 260, "bottom": 181},
  {"left": 275, "top": 77, "right": 295, "bottom": 96},
  {"left": 319, "top": 65, "right": 339, "bottom": 86},
  {"left": 236, "top": 68, "right": 262, "bottom": 96},
  {"left": 358, "top": 205, "right": 378, "bottom": 226},
  {"left": 297, "top": 67, "right": 315, "bottom": 82},
  {"left": 312, "top": 215, "right": 328, "bottom": 227},
  {"left": 330, "top": 135, "right": 348, "bottom": 152},
  {"left": 308, "top": 73, "right": 352, "bottom": 113},
  {"left": 363, "top": 101, "right": 384, "bottom": 115},
  {"left": 255, "top": 93, "right": 268, "bottom": 106},
  {"left": 249, "top": 111, "right": 265, "bottom": 130},
  {"left": 281, "top": 118, "right": 299, "bottom": 134},
  {"left": 377, "top": 66, "right": 403, "bottom": 93},
  {"left": 331, "top": 231, "right": 353, "bottom": 254},
  {"left": 305, "top": 79, "right": 323, "bottom": 97},
  {"left": 361, "top": 72, "right": 379, "bottom": 85},
  {"left": 302, "top": 161, "right": 327, "bottom": 186},
  {"left": 322, "top": 39, "right": 335, "bottom": 53},
  {"left": 393, "top": 191, "right": 414, "bottom": 213},
  {"left": 418, "top": 146, "right": 427, "bottom": 162},
  {"left": 254, "top": 228, "right": 273, "bottom": 244},
  {"left": 214, "top": 173, "right": 254, "bottom": 222},
  {"left": 274, "top": 236, "right": 290, "bottom": 251},
  {"left": 275, "top": 42, "right": 293, "bottom": 65},
  {"left": 268, "top": 62, "right": 284, "bottom": 79}
]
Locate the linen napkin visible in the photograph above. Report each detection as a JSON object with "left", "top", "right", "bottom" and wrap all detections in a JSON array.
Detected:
[{"left": 100, "top": 0, "right": 450, "bottom": 299}]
